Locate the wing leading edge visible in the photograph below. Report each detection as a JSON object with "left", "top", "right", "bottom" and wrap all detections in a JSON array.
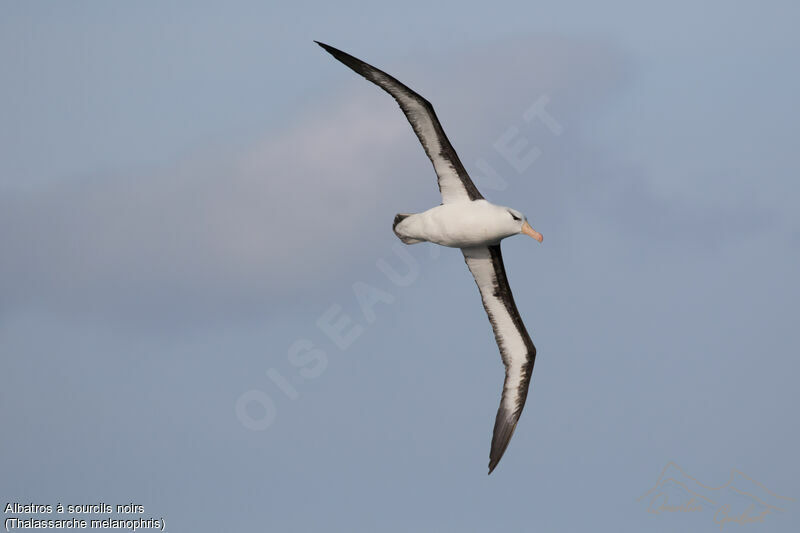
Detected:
[{"left": 316, "top": 41, "right": 483, "bottom": 203}]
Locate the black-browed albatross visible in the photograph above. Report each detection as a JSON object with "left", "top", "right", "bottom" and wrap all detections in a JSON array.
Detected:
[{"left": 317, "top": 41, "right": 544, "bottom": 474}]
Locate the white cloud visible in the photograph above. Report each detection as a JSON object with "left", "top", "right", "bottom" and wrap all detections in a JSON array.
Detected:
[{"left": 0, "top": 35, "right": 657, "bottom": 323}]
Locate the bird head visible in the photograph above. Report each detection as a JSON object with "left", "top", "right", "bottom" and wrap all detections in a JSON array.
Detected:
[{"left": 504, "top": 208, "right": 543, "bottom": 243}]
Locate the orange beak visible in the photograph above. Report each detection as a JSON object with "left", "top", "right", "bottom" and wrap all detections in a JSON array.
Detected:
[{"left": 521, "top": 221, "right": 543, "bottom": 243}]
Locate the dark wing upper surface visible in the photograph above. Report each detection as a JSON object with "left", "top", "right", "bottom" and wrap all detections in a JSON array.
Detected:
[{"left": 316, "top": 41, "right": 483, "bottom": 203}]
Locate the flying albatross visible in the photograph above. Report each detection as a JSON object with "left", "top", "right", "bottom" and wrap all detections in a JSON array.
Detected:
[{"left": 317, "top": 42, "right": 544, "bottom": 474}]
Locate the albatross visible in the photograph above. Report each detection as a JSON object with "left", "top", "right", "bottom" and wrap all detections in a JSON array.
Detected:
[{"left": 317, "top": 41, "right": 544, "bottom": 474}]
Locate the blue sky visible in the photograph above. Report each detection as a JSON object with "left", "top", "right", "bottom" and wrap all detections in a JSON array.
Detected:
[{"left": 2, "top": 1, "right": 799, "bottom": 531}]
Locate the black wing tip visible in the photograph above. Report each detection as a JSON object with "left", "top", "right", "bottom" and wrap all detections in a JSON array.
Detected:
[
  {"left": 314, "top": 41, "right": 349, "bottom": 60},
  {"left": 487, "top": 445, "right": 507, "bottom": 475},
  {"left": 314, "top": 41, "right": 345, "bottom": 60},
  {"left": 314, "top": 41, "right": 372, "bottom": 77},
  {"left": 487, "top": 410, "right": 519, "bottom": 475},
  {"left": 488, "top": 441, "right": 506, "bottom": 474}
]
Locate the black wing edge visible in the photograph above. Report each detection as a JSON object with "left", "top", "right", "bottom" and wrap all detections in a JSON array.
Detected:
[
  {"left": 314, "top": 40, "right": 483, "bottom": 201},
  {"left": 485, "top": 245, "right": 536, "bottom": 474}
]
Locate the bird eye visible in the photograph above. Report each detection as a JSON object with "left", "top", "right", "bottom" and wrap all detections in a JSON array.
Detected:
[{"left": 508, "top": 211, "right": 521, "bottom": 221}]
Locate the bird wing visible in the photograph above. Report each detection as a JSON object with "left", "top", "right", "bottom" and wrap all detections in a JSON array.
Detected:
[
  {"left": 316, "top": 41, "right": 484, "bottom": 204},
  {"left": 462, "top": 245, "right": 537, "bottom": 474}
]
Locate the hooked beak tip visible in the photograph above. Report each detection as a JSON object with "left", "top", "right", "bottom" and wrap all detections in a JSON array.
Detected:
[{"left": 521, "top": 221, "right": 543, "bottom": 243}]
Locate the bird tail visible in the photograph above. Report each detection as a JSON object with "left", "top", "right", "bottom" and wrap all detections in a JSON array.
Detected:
[{"left": 393, "top": 213, "right": 423, "bottom": 244}]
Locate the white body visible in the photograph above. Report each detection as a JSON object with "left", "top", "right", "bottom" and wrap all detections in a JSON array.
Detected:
[{"left": 395, "top": 200, "right": 524, "bottom": 248}]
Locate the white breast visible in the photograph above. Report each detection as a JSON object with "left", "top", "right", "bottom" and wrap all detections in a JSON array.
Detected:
[{"left": 403, "top": 200, "right": 516, "bottom": 248}]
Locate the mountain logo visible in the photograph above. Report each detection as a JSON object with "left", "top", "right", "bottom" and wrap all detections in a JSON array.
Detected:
[{"left": 638, "top": 461, "right": 794, "bottom": 528}]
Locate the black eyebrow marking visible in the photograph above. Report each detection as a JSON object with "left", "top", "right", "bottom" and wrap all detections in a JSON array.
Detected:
[{"left": 508, "top": 211, "right": 521, "bottom": 221}]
